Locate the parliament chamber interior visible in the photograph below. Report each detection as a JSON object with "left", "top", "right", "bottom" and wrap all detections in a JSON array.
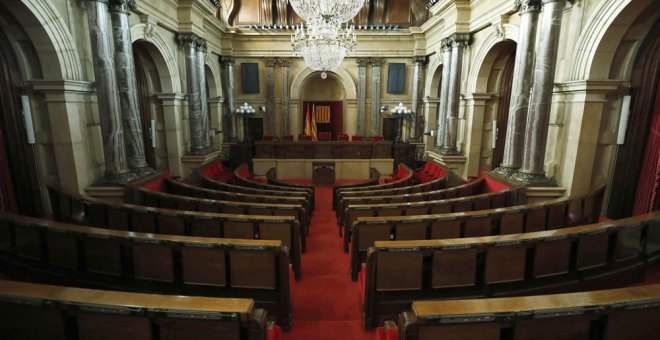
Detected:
[{"left": 0, "top": 0, "right": 659, "bottom": 339}]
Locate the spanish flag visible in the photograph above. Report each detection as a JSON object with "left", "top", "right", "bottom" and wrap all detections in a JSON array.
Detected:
[{"left": 311, "top": 104, "right": 318, "bottom": 142}]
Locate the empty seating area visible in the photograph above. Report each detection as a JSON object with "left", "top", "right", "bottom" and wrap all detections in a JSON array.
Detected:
[
  {"left": 0, "top": 280, "right": 270, "bottom": 340},
  {"left": 361, "top": 211, "right": 660, "bottom": 329},
  {"left": 0, "top": 212, "right": 292, "bottom": 329},
  {"left": 394, "top": 283, "right": 660, "bottom": 340}
]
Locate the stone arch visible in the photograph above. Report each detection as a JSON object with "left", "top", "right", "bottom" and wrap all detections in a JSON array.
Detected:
[
  {"left": 570, "top": 0, "right": 660, "bottom": 81},
  {"left": 131, "top": 24, "right": 181, "bottom": 93},
  {"left": 424, "top": 51, "right": 445, "bottom": 98},
  {"left": 467, "top": 25, "right": 518, "bottom": 93},
  {"left": 290, "top": 66, "right": 357, "bottom": 100},
  {"left": 205, "top": 53, "right": 223, "bottom": 98},
  {"left": 4, "top": 0, "right": 83, "bottom": 80}
]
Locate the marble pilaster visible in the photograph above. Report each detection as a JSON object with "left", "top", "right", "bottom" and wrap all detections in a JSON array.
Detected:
[
  {"left": 435, "top": 39, "right": 452, "bottom": 150},
  {"left": 178, "top": 33, "right": 205, "bottom": 154},
  {"left": 222, "top": 56, "right": 237, "bottom": 142},
  {"left": 410, "top": 56, "right": 427, "bottom": 142},
  {"left": 279, "top": 58, "right": 291, "bottom": 136},
  {"left": 356, "top": 58, "right": 368, "bottom": 136},
  {"left": 85, "top": 0, "right": 134, "bottom": 184},
  {"left": 370, "top": 58, "right": 383, "bottom": 136},
  {"left": 157, "top": 93, "right": 186, "bottom": 176},
  {"left": 512, "top": 0, "right": 566, "bottom": 185},
  {"left": 440, "top": 33, "right": 470, "bottom": 155},
  {"left": 264, "top": 58, "right": 277, "bottom": 135},
  {"left": 109, "top": 0, "right": 153, "bottom": 177},
  {"left": 493, "top": 0, "right": 542, "bottom": 177},
  {"left": 196, "top": 39, "right": 212, "bottom": 150},
  {"left": 208, "top": 96, "right": 225, "bottom": 149}
]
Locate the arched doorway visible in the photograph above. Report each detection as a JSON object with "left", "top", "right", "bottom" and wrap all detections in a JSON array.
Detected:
[
  {"left": 609, "top": 19, "right": 660, "bottom": 217},
  {"left": 0, "top": 5, "right": 45, "bottom": 216},
  {"left": 491, "top": 51, "right": 516, "bottom": 169},
  {"left": 302, "top": 74, "right": 345, "bottom": 139},
  {"left": 133, "top": 40, "right": 169, "bottom": 170}
]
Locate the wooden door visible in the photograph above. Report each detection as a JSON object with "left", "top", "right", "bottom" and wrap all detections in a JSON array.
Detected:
[
  {"left": 383, "top": 117, "right": 398, "bottom": 141},
  {"left": 248, "top": 118, "right": 263, "bottom": 141}
]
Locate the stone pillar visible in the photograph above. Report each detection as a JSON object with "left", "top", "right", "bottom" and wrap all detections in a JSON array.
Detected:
[
  {"left": 208, "top": 96, "right": 225, "bottom": 149},
  {"left": 410, "top": 56, "right": 427, "bottom": 142},
  {"left": 370, "top": 58, "right": 383, "bottom": 136},
  {"left": 85, "top": 0, "right": 134, "bottom": 183},
  {"left": 279, "top": 58, "right": 291, "bottom": 136},
  {"left": 440, "top": 33, "right": 469, "bottom": 155},
  {"left": 356, "top": 58, "right": 368, "bottom": 135},
  {"left": 158, "top": 93, "right": 186, "bottom": 177},
  {"left": 493, "top": 0, "right": 542, "bottom": 176},
  {"left": 264, "top": 58, "right": 277, "bottom": 135},
  {"left": 196, "top": 39, "right": 211, "bottom": 150},
  {"left": 109, "top": 0, "right": 153, "bottom": 177},
  {"left": 178, "top": 34, "right": 205, "bottom": 154},
  {"left": 512, "top": 0, "right": 565, "bottom": 185},
  {"left": 222, "top": 56, "right": 237, "bottom": 142},
  {"left": 435, "top": 39, "right": 452, "bottom": 150}
]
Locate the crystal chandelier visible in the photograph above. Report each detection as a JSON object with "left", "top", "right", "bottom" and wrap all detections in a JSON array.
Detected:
[
  {"left": 291, "top": 15, "right": 356, "bottom": 79},
  {"left": 288, "top": 0, "right": 366, "bottom": 23}
]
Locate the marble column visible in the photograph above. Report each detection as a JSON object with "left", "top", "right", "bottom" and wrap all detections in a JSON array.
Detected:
[
  {"left": 356, "top": 58, "right": 368, "bottom": 135},
  {"left": 109, "top": 0, "right": 153, "bottom": 177},
  {"left": 512, "top": 0, "right": 565, "bottom": 185},
  {"left": 196, "top": 39, "right": 212, "bottom": 151},
  {"left": 493, "top": 0, "right": 542, "bottom": 177},
  {"left": 264, "top": 58, "right": 277, "bottom": 135},
  {"left": 279, "top": 58, "right": 291, "bottom": 136},
  {"left": 178, "top": 34, "right": 205, "bottom": 154},
  {"left": 85, "top": 0, "right": 134, "bottom": 184},
  {"left": 222, "top": 56, "right": 237, "bottom": 142},
  {"left": 440, "top": 34, "right": 469, "bottom": 155},
  {"left": 435, "top": 39, "right": 452, "bottom": 150},
  {"left": 410, "top": 56, "right": 427, "bottom": 142},
  {"left": 370, "top": 58, "right": 383, "bottom": 136}
]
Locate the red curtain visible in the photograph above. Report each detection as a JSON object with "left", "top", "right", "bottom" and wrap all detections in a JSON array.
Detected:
[{"left": 633, "top": 78, "right": 660, "bottom": 215}]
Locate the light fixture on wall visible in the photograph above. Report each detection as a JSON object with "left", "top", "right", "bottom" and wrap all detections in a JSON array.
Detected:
[
  {"left": 288, "top": 0, "right": 366, "bottom": 23},
  {"left": 235, "top": 102, "right": 255, "bottom": 143},
  {"left": 291, "top": 15, "right": 356, "bottom": 79}
]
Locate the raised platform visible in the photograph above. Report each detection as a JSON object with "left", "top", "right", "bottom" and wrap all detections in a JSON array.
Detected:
[{"left": 253, "top": 158, "right": 393, "bottom": 180}]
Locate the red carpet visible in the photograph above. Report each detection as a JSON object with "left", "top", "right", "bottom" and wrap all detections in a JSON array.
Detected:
[{"left": 286, "top": 184, "right": 373, "bottom": 340}]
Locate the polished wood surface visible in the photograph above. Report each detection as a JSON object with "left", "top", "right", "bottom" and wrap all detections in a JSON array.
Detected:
[
  {"left": 254, "top": 141, "right": 393, "bottom": 159},
  {"left": 0, "top": 279, "right": 254, "bottom": 314}
]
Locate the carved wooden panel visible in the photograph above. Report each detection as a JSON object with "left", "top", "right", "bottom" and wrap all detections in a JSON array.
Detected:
[
  {"left": 372, "top": 0, "right": 386, "bottom": 26},
  {"left": 385, "top": 0, "right": 411, "bottom": 26},
  {"left": 235, "top": 0, "right": 262, "bottom": 25}
]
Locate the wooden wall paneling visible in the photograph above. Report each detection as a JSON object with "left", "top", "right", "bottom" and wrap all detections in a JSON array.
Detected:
[
  {"left": 261, "top": 0, "right": 273, "bottom": 25},
  {"left": 384, "top": 0, "right": 412, "bottom": 26},
  {"left": 355, "top": 0, "right": 371, "bottom": 26},
  {"left": 235, "top": 0, "right": 262, "bottom": 26},
  {"left": 276, "top": 0, "right": 288, "bottom": 25},
  {"left": 372, "top": 0, "right": 386, "bottom": 26}
]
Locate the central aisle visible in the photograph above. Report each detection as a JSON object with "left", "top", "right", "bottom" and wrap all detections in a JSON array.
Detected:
[{"left": 285, "top": 184, "right": 373, "bottom": 340}]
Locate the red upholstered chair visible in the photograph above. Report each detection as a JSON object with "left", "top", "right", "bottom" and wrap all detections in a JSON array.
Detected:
[
  {"left": 351, "top": 135, "right": 363, "bottom": 141},
  {"left": 319, "top": 131, "right": 331, "bottom": 140},
  {"left": 283, "top": 135, "right": 294, "bottom": 141},
  {"left": 263, "top": 134, "right": 274, "bottom": 141},
  {"left": 372, "top": 135, "right": 384, "bottom": 141},
  {"left": 337, "top": 133, "right": 349, "bottom": 141}
]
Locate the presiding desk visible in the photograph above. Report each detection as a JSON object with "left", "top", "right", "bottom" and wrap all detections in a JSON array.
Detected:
[{"left": 252, "top": 141, "right": 397, "bottom": 180}]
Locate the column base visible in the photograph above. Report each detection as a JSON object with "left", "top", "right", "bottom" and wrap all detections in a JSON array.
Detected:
[
  {"left": 99, "top": 170, "right": 137, "bottom": 185},
  {"left": 131, "top": 166, "right": 156, "bottom": 179},
  {"left": 491, "top": 165, "right": 519, "bottom": 178},
  {"left": 438, "top": 147, "right": 460, "bottom": 156},
  {"left": 509, "top": 170, "right": 557, "bottom": 187}
]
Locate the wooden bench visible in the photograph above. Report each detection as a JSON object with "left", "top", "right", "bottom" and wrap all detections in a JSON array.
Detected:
[
  {"left": 343, "top": 185, "right": 526, "bottom": 253},
  {"left": 360, "top": 211, "right": 660, "bottom": 329},
  {"left": 396, "top": 283, "right": 660, "bottom": 340},
  {"left": 265, "top": 168, "right": 315, "bottom": 191},
  {"left": 126, "top": 186, "right": 310, "bottom": 250},
  {"left": 201, "top": 172, "right": 315, "bottom": 211},
  {"left": 233, "top": 164, "right": 315, "bottom": 206},
  {"left": 0, "top": 213, "right": 292, "bottom": 330},
  {"left": 349, "top": 186, "right": 604, "bottom": 279},
  {"left": 334, "top": 162, "right": 450, "bottom": 211},
  {"left": 0, "top": 280, "right": 270, "bottom": 340},
  {"left": 332, "top": 163, "right": 415, "bottom": 207},
  {"left": 165, "top": 177, "right": 312, "bottom": 216},
  {"left": 332, "top": 168, "right": 381, "bottom": 209},
  {"left": 47, "top": 184, "right": 303, "bottom": 280},
  {"left": 335, "top": 177, "right": 483, "bottom": 225}
]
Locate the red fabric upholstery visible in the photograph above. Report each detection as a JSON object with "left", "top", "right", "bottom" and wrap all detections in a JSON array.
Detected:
[
  {"left": 337, "top": 133, "right": 349, "bottom": 141},
  {"left": 140, "top": 169, "right": 170, "bottom": 192},
  {"left": 352, "top": 135, "right": 363, "bottom": 141},
  {"left": 375, "top": 325, "right": 398, "bottom": 340},
  {"left": 263, "top": 134, "right": 274, "bottom": 141},
  {"left": 483, "top": 176, "right": 510, "bottom": 192},
  {"left": 372, "top": 135, "right": 384, "bottom": 141},
  {"left": 268, "top": 325, "right": 282, "bottom": 340},
  {"left": 283, "top": 135, "right": 294, "bottom": 141}
]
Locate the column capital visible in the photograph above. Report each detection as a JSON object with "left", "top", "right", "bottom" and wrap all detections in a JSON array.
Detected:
[
  {"left": 514, "top": 0, "right": 542, "bottom": 13},
  {"left": 412, "top": 56, "right": 428, "bottom": 65},
  {"left": 441, "top": 38, "right": 453, "bottom": 51},
  {"left": 85, "top": 0, "right": 109, "bottom": 3},
  {"left": 370, "top": 57, "right": 383, "bottom": 67},
  {"left": 108, "top": 0, "right": 135, "bottom": 12},
  {"left": 278, "top": 58, "right": 292, "bottom": 67},
  {"left": 449, "top": 33, "right": 471, "bottom": 47},
  {"left": 221, "top": 56, "right": 235, "bottom": 65},
  {"left": 177, "top": 33, "right": 199, "bottom": 48},
  {"left": 542, "top": 0, "right": 566, "bottom": 4},
  {"left": 264, "top": 58, "right": 278, "bottom": 67},
  {"left": 357, "top": 58, "right": 370, "bottom": 67},
  {"left": 195, "top": 38, "right": 207, "bottom": 51}
]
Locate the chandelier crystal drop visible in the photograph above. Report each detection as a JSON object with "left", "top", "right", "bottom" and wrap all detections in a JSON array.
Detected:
[
  {"left": 288, "top": 0, "right": 366, "bottom": 23},
  {"left": 291, "top": 15, "right": 356, "bottom": 78}
]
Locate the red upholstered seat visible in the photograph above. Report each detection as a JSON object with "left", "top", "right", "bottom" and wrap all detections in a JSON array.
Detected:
[
  {"left": 267, "top": 324, "right": 282, "bottom": 340},
  {"left": 375, "top": 324, "right": 398, "bottom": 340},
  {"left": 483, "top": 176, "right": 510, "bottom": 192},
  {"left": 283, "top": 135, "right": 294, "bottom": 141}
]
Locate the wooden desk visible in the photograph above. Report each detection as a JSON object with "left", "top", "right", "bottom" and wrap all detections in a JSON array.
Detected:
[
  {"left": 312, "top": 162, "right": 335, "bottom": 185},
  {"left": 253, "top": 141, "right": 393, "bottom": 159}
]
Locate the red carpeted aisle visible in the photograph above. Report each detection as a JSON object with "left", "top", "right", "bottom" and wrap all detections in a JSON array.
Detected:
[{"left": 285, "top": 183, "right": 373, "bottom": 340}]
